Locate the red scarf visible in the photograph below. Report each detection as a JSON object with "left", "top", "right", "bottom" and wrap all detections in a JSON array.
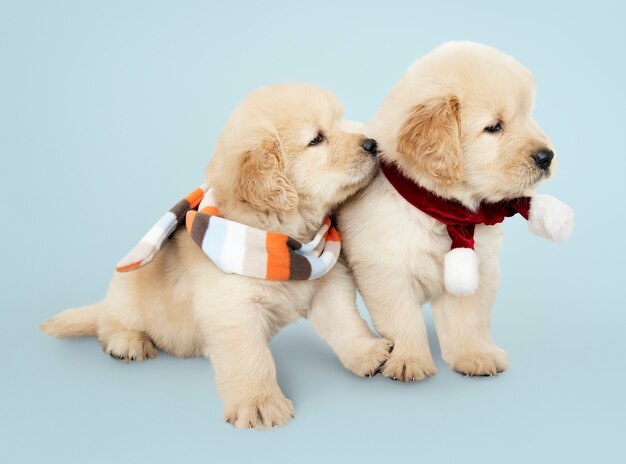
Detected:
[{"left": 380, "top": 160, "right": 531, "bottom": 250}]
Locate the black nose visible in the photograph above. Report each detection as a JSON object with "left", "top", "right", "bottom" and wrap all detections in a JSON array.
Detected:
[
  {"left": 533, "top": 148, "right": 554, "bottom": 171},
  {"left": 362, "top": 138, "right": 377, "bottom": 155}
]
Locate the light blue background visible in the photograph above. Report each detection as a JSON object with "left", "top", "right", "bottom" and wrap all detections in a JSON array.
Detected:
[{"left": 1, "top": 1, "right": 624, "bottom": 462}]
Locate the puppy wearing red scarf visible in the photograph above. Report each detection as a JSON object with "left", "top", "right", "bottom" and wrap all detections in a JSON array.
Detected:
[{"left": 338, "top": 42, "right": 574, "bottom": 380}]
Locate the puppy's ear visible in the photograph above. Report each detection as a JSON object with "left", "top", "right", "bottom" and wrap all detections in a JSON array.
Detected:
[
  {"left": 235, "top": 135, "right": 298, "bottom": 213},
  {"left": 397, "top": 96, "right": 463, "bottom": 185}
]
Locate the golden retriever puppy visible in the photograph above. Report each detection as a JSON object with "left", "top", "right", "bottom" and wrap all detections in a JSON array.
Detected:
[
  {"left": 41, "top": 83, "right": 391, "bottom": 429},
  {"left": 338, "top": 42, "right": 573, "bottom": 380}
]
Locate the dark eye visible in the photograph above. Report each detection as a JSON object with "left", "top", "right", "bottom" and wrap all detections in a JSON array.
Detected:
[
  {"left": 308, "top": 132, "right": 325, "bottom": 146},
  {"left": 484, "top": 122, "right": 502, "bottom": 133}
]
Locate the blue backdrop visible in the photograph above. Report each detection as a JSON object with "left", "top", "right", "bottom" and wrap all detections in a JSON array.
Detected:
[{"left": 1, "top": 1, "right": 624, "bottom": 463}]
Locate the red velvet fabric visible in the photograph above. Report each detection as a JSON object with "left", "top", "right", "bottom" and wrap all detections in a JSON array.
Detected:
[{"left": 380, "top": 160, "right": 531, "bottom": 250}]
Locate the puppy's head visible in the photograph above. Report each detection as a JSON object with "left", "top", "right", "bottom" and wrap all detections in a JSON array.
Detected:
[
  {"left": 208, "top": 84, "right": 377, "bottom": 220},
  {"left": 378, "top": 42, "right": 554, "bottom": 207}
]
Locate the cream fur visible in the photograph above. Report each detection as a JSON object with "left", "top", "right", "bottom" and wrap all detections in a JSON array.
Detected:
[
  {"left": 339, "top": 42, "right": 562, "bottom": 379},
  {"left": 41, "top": 84, "right": 391, "bottom": 429}
]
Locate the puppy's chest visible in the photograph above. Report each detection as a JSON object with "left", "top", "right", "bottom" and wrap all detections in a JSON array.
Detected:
[
  {"left": 399, "top": 209, "right": 449, "bottom": 290},
  {"left": 248, "top": 280, "right": 316, "bottom": 326},
  {"left": 398, "top": 206, "right": 502, "bottom": 259}
]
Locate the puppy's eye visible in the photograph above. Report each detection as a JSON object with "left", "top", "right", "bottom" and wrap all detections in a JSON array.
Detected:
[
  {"left": 484, "top": 122, "right": 503, "bottom": 133},
  {"left": 308, "top": 132, "right": 325, "bottom": 146}
]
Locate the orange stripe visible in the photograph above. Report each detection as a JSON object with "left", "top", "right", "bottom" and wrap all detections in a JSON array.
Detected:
[
  {"left": 265, "top": 232, "right": 290, "bottom": 280},
  {"left": 200, "top": 206, "right": 219, "bottom": 216},
  {"left": 116, "top": 262, "right": 141, "bottom": 272},
  {"left": 184, "top": 188, "right": 205, "bottom": 209},
  {"left": 326, "top": 226, "right": 341, "bottom": 242},
  {"left": 186, "top": 211, "right": 197, "bottom": 234}
]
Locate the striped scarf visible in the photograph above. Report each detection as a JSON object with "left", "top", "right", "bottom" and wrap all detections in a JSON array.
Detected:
[{"left": 115, "top": 185, "right": 341, "bottom": 281}]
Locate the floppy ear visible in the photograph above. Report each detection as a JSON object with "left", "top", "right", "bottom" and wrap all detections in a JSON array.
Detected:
[
  {"left": 234, "top": 135, "right": 298, "bottom": 213},
  {"left": 396, "top": 96, "right": 463, "bottom": 185}
]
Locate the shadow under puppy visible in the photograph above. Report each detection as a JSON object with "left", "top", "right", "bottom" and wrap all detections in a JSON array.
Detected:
[
  {"left": 41, "top": 83, "right": 391, "bottom": 429},
  {"left": 338, "top": 42, "right": 574, "bottom": 381}
]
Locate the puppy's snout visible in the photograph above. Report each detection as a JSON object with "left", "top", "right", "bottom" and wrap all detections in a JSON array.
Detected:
[
  {"left": 533, "top": 148, "right": 554, "bottom": 171},
  {"left": 361, "top": 138, "right": 378, "bottom": 156}
]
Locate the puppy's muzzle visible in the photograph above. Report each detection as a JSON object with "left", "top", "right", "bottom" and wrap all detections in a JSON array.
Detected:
[
  {"left": 533, "top": 148, "right": 554, "bottom": 172},
  {"left": 361, "top": 138, "right": 378, "bottom": 156}
]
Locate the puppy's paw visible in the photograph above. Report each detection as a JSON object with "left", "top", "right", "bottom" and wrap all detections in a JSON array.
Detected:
[
  {"left": 103, "top": 331, "right": 157, "bottom": 362},
  {"left": 224, "top": 392, "right": 295, "bottom": 430},
  {"left": 341, "top": 336, "right": 394, "bottom": 378},
  {"left": 448, "top": 346, "right": 509, "bottom": 376},
  {"left": 381, "top": 352, "right": 437, "bottom": 382}
]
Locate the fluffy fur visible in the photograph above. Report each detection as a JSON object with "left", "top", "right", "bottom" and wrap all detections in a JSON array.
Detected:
[
  {"left": 41, "top": 84, "right": 391, "bottom": 429},
  {"left": 528, "top": 194, "right": 574, "bottom": 242},
  {"left": 444, "top": 247, "right": 480, "bottom": 296},
  {"left": 338, "top": 42, "right": 561, "bottom": 380}
]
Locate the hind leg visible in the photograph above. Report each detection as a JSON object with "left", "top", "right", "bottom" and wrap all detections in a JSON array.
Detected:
[{"left": 97, "top": 314, "right": 157, "bottom": 362}]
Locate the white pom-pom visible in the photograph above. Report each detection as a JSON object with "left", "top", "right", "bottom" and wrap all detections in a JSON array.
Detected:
[
  {"left": 444, "top": 248, "right": 480, "bottom": 296},
  {"left": 528, "top": 194, "right": 575, "bottom": 242}
]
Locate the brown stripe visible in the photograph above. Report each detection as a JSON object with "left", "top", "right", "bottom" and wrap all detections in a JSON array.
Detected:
[
  {"left": 170, "top": 199, "right": 191, "bottom": 223},
  {"left": 191, "top": 212, "right": 210, "bottom": 246},
  {"left": 286, "top": 236, "right": 302, "bottom": 251},
  {"left": 288, "top": 251, "right": 312, "bottom": 280}
]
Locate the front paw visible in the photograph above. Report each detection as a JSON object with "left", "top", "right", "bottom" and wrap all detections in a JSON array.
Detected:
[
  {"left": 447, "top": 346, "right": 509, "bottom": 376},
  {"left": 340, "top": 336, "right": 394, "bottom": 377},
  {"left": 224, "top": 391, "right": 295, "bottom": 430},
  {"left": 381, "top": 351, "right": 437, "bottom": 382}
]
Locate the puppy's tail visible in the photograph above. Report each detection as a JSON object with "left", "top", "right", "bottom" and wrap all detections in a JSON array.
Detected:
[{"left": 40, "top": 303, "right": 101, "bottom": 338}]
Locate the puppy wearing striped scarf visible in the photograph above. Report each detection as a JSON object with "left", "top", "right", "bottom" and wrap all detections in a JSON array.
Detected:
[{"left": 41, "top": 84, "right": 388, "bottom": 429}]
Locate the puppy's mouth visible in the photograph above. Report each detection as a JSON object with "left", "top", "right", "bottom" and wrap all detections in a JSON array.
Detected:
[
  {"left": 498, "top": 165, "right": 548, "bottom": 200},
  {"left": 528, "top": 165, "right": 550, "bottom": 186},
  {"left": 344, "top": 153, "right": 378, "bottom": 190},
  {"left": 525, "top": 169, "right": 550, "bottom": 187}
]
